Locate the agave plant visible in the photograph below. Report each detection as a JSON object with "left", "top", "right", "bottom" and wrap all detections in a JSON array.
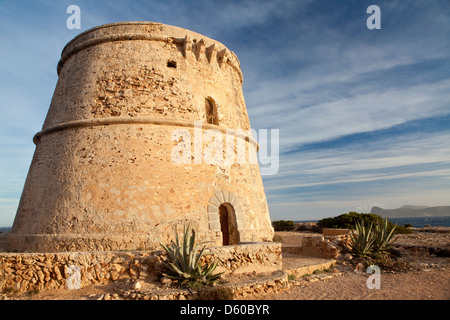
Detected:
[
  {"left": 159, "top": 224, "right": 222, "bottom": 287},
  {"left": 372, "top": 217, "right": 398, "bottom": 253},
  {"left": 349, "top": 219, "right": 375, "bottom": 257}
]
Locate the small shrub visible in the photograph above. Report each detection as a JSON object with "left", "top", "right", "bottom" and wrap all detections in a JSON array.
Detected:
[
  {"left": 317, "top": 212, "right": 412, "bottom": 234},
  {"left": 312, "top": 269, "right": 324, "bottom": 275},
  {"left": 28, "top": 289, "right": 40, "bottom": 296},
  {"left": 393, "top": 224, "right": 413, "bottom": 234},
  {"left": 272, "top": 220, "right": 295, "bottom": 231},
  {"left": 318, "top": 212, "right": 379, "bottom": 229},
  {"left": 302, "top": 273, "right": 312, "bottom": 278},
  {"left": 323, "top": 267, "right": 334, "bottom": 273},
  {"left": 360, "top": 252, "right": 411, "bottom": 272}
]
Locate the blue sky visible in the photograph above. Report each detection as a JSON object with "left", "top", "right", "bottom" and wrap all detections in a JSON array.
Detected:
[{"left": 0, "top": 0, "right": 449, "bottom": 226}]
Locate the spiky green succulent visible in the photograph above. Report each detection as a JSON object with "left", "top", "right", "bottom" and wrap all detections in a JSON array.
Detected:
[
  {"left": 373, "top": 217, "right": 398, "bottom": 253},
  {"left": 160, "top": 224, "right": 222, "bottom": 288},
  {"left": 349, "top": 219, "right": 375, "bottom": 257}
]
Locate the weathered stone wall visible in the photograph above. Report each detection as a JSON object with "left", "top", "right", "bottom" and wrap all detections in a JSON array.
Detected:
[
  {"left": 281, "top": 234, "right": 350, "bottom": 259},
  {"left": 115, "top": 270, "right": 289, "bottom": 300},
  {"left": 0, "top": 242, "right": 281, "bottom": 293},
  {"left": 9, "top": 22, "right": 274, "bottom": 252},
  {"left": 206, "top": 242, "right": 282, "bottom": 274}
]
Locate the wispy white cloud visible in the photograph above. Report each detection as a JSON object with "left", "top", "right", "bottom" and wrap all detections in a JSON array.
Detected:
[
  {"left": 262, "top": 128, "right": 450, "bottom": 220},
  {"left": 250, "top": 78, "right": 450, "bottom": 154},
  {"left": 268, "top": 187, "right": 450, "bottom": 221},
  {"left": 193, "top": 0, "right": 304, "bottom": 29},
  {"left": 267, "top": 168, "right": 450, "bottom": 190},
  {"left": 264, "top": 130, "right": 450, "bottom": 188},
  {"left": 243, "top": 0, "right": 450, "bottom": 153},
  {"left": 1, "top": 0, "right": 449, "bottom": 225}
]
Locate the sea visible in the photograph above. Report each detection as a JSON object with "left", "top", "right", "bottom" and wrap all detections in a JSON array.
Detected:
[
  {"left": 387, "top": 216, "right": 450, "bottom": 227},
  {"left": 294, "top": 216, "right": 450, "bottom": 228},
  {"left": 1, "top": 216, "right": 450, "bottom": 231}
]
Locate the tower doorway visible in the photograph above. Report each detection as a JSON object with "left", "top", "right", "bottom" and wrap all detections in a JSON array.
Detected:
[{"left": 218, "top": 203, "right": 239, "bottom": 245}]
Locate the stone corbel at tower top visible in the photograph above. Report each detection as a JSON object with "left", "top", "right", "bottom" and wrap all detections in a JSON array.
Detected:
[
  {"left": 181, "top": 35, "right": 191, "bottom": 58},
  {"left": 205, "top": 43, "right": 215, "bottom": 63},
  {"left": 179, "top": 35, "right": 225, "bottom": 65},
  {"left": 174, "top": 34, "right": 242, "bottom": 83},
  {"left": 216, "top": 48, "right": 228, "bottom": 66},
  {"left": 192, "top": 38, "right": 205, "bottom": 61}
]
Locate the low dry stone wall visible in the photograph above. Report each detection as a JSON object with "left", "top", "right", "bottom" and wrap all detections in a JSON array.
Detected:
[
  {"left": 281, "top": 234, "right": 351, "bottom": 258},
  {"left": 115, "top": 270, "right": 289, "bottom": 300},
  {"left": 208, "top": 242, "right": 282, "bottom": 274},
  {"left": 224, "top": 270, "right": 288, "bottom": 299},
  {"left": 0, "top": 242, "right": 281, "bottom": 293}
]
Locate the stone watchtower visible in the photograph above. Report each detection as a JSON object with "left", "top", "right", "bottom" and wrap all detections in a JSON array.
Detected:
[{"left": 8, "top": 22, "right": 274, "bottom": 252}]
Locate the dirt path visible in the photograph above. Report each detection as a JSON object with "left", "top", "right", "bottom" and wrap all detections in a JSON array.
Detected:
[
  {"left": 5, "top": 266, "right": 449, "bottom": 300},
  {"left": 2, "top": 228, "right": 449, "bottom": 300},
  {"left": 246, "top": 268, "right": 450, "bottom": 300}
]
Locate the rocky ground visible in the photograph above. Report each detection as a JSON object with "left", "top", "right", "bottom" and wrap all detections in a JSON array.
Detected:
[
  {"left": 1, "top": 226, "right": 449, "bottom": 300},
  {"left": 247, "top": 268, "right": 450, "bottom": 300},
  {"left": 254, "top": 225, "right": 450, "bottom": 300}
]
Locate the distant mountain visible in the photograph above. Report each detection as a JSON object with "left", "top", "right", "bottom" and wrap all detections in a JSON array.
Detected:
[{"left": 371, "top": 205, "right": 450, "bottom": 218}]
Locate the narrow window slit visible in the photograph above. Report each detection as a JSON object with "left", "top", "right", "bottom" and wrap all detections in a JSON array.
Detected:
[
  {"left": 167, "top": 60, "right": 177, "bottom": 68},
  {"left": 205, "top": 98, "right": 218, "bottom": 125}
]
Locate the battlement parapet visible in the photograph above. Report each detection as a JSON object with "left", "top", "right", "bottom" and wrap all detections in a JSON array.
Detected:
[{"left": 57, "top": 21, "right": 243, "bottom": 84}]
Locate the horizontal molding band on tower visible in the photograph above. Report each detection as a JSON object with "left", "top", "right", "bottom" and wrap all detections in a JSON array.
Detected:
[
  {"left": 57, "top": 32, "right": 243, "bottom": 84},
  {"left": 33, "top": 116, "right": 259, "bottom": 150}
]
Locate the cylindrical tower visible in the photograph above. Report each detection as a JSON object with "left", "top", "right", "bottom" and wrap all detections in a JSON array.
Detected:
[{"left": 8, "top": 22, "right": 274, "bottom": 252}]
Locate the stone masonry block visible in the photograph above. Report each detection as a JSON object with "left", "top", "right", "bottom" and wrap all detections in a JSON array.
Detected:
[
  {"left": 208, "top": 213, "right": 219, "bottom": 222},
  {"left": 209, "top": 221, "right": 221, "bottom": 231},
  {"left": 207, "top": 204, "right": 219, "bottom": 214},
  {"left": 222, "top": 191, "right": 230, "bottom": 203},
  {"left": 228, "top": 192, "right": 236, "bottom": 204},
  {"left": 209, "top": 196, "right": 221, "bottom": 208},
  {"left": 214, "top": 191, "right": 225, "bottom": 203}
]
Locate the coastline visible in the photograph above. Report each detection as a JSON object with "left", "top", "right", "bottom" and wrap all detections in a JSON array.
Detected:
[
  {"left": 1, "top": 225, "right": 449, "bottom": 300},
  {"left": 255, "top": 224, "right": 450, "bottom": 300},
  {"left": 293, "top": 215, "right": 450, "bottom": 228}
]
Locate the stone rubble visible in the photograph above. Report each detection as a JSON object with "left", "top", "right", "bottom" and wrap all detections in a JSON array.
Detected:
[
  {"left": 0, "top": 242, "right": 282, "bottom": 295},
  {"left": 111, "top": 270, "right": 290, "bottom": 300}
]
